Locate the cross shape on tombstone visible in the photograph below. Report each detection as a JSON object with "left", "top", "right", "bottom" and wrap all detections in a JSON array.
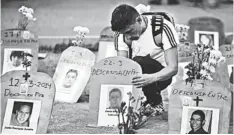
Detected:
[
  {"left": 193, "top": 96, "right": 203, "bottom": 106},
  {"left": 23, "top": 72, "right": 30, "bottom": 81}
]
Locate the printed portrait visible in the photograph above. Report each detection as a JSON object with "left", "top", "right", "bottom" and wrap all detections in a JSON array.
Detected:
[
  {"left": 194, "top": 31, "right": 219, "bottom": 50},
  {"left": 181, "top": 106, "right": 219, "bottom": 134},
  {"left": 98, "top": 84, "right": 133, "bottom": 126},
  {"left": 2, "top": 48, "right": 32, "bottom": 75},
  {"left": 62, "top": 69, "right": 79, "bottom": 89},
  {"left": 2, "top": 99, "right": 41, "bottom": 134}
]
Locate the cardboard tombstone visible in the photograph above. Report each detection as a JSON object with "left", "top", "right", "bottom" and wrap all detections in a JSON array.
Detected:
[
  {"left": 53, "top": 46, "right": 95, "bottom": 103},
  {"left": 188, "top": 17, "right": 225, "bottom": 46},
  {"left": 88, "top": 56, "right": 143, "bottom": 127},
  {"left": 1, "top": 29, "right": 39, "bottom": 75},
  {"left": 1, "top": 71, "right": 56, "bottom": 134},
  {"left": 96, "top": 26, "right": 117, "bottom": 62},
  {"left": 219, "top": 44, "right": 234, "bottom": 89},
  {"left": 168, "top": 62, "right": 232, "bottom": 134}
]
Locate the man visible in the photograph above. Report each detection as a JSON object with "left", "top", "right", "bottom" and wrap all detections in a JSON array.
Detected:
[
  {"left": 188, "top": 110, "right": 208, "bottom": 134},
  {"left": 108, "top": 88, "right": 122, "bottom": 109},
  {"left": 111, "top": 4, "right": 179, "bottom": 114},
  {"left": 63, "top": 69, "right": 78, "bottom": 88},
  {"left": 3, "top": 51, "right": 25, "bottom": 75},
  {"left": 10, "top": 51, "right": 24, "bottom": 67},
  {"left": 10, "top": 102, "right": 33, "bottom": 127}
]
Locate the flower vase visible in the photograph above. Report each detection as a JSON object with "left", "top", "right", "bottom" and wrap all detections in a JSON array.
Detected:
[{"left": 18, "top": 14, "right": 28, "bottom": 30}]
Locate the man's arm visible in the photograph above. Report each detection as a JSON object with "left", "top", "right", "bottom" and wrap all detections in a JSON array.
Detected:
[
  {"left": 131, "top": 47, "right": 178, "bottom": 87},
  {"left": 152, "top": 47, "right": 178, "bottom": 81}
]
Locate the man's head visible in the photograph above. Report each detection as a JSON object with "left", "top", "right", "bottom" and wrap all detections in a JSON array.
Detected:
[
  {"left": 15, "top": 103, "right": 33, "bottom": 124},
  {"left": 109, "top": 88, "right": 122, "bottom": 109},
  {"left": 111, "top": 4, "right": 143, "bottom": 40},
  {"left": 63, "top": 69, "right": 78, "bottom": 88},
  {"left": 190, "top": 110, "right": 206, "bottom": 132},
  {"left": 10, "top": 51, "right": 24, "bottom": 67}
]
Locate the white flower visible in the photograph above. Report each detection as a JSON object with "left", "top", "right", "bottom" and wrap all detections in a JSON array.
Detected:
[
  {"left": 73, "top": 26, "right": 82, "bottom": 32},
  {"left": 72, "top": 40, "right": 77, "bottom": 44},
  {"left": 207, "top": 75, "right": 213, "bottom": 81},
  {"left": 82, "top": 27, "right": 90, "bottom": 34},
  {"left": 28, "top": 8, "right": 34, "bottom": 14},
  {"left": 200, "top": 69, "right": 207, "bottom": 76},
  {"left": 135, "top": 4, "right": 150, "bottom": 14},
  {"left": 202, "top": 62, "right": 209, "bottom": 69},
  {"left": 209, "top": 66, "right": 216, "bottom": 73},
  {"left": 25, "top": 13, "right": 33, "bottom": 19},
  {"left": 73, "top": 26, "right": 90, "bottom": 35},
  {"left": 217, "top": 56, "right": 226, "bottom": 65}
]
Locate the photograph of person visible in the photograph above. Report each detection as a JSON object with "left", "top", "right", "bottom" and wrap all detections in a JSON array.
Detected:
[
  {"left": 188, "top": 110, "right": 209, "bottom": 134},
  {"left": 2, "top": 48, "right": 32, "bottom": 75},
  {"left": 10, "top": 102, "right": 33, "bottom": 127},
  {"left": 2, "top": 99, "right": 41, "bottom": 134},
  {"left": 199, "top": 34, "right": 214, "bottom": 47},
  {"left": 181, "top": 106, "right": 219, "bottom": 134},
  {"left": 108, "top": 88, "right": 123, "bottom": 109},
  {"left": 62, "top": 69, "right": 78, "bottom": 88},
  {"left": 194, "top": 31, "right": 219, "bottom": 50},
  {"left": 98, "top": 84, "right": 133, "bottom": 126}
]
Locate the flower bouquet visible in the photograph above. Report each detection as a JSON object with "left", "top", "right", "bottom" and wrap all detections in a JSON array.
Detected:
[
  {"left": 185, "top": 43, "right": 226, "bottom": 87},
  {"left": 175, "top": 24, "right": 190, "bottom": 42},
  {"left": 18, "top": 6, "right": 36, "bottom": 30},
  {"left": 72, "top": 26, "right": 90, "bottom": 46},
  {"left": 117, "top": 92, "right": 157, "bottom": 134}
]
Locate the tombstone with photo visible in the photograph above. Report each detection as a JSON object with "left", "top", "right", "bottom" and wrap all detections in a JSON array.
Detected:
[
  {"left": 219, "top": 44, "right": 234, "bottom": 87},
  {"left": 96, "top": 26, "right": 117, "bottom": 62},
  {"left": 1, "top": 29, "right": 39, "bottom": 75},
  {"left": 188, "top": 17, "right": 225, "bottom": 46},
  {"left": 88, "top": 56, "right": 143, "bottom": 127},
  {"left": 168, "top": 71, "right": 232, "bottom": 134},
  {"left": 1, "top": 70, "right": 56, "bottom": 134},
  {"left": 53, "top": 46, "right": 95, "bottom": 103}
]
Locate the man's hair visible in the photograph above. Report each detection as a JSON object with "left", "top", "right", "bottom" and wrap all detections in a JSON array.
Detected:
[
  {"left": 191, "top": 110, "right": 206, "bottom": 121},
  {"left": 17, "top": 102, "right": 33, "bottom": 114},
  {"left": 109, "top": 88, "right": 122, "bottom": 98},
  {"left": 111, "top": 4, "right": 140, "bottom": 31},
  {"left": 66, "top": 69, "right": 78, "bottom": 77},
  {"left": 10, "top": 51, "right": 24, "bottom": 61}
]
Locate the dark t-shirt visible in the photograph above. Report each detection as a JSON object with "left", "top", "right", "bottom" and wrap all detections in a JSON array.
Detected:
[{"left": 188, "top": 128, "right": 208, "bottom": 134}]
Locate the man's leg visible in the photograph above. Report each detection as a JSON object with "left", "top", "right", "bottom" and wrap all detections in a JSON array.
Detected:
[{"left": 132, "top": 55, "right": 172, "bottom": 106}]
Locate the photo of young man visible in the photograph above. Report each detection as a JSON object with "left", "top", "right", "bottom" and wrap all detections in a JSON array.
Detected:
[
  {"left": 10, "top": 102, "right": 33, "bottom": 127},
  {"left": 62, "top": 69, "right": 78, "bottom": 88}
]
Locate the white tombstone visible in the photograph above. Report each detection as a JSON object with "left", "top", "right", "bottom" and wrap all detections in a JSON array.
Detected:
[
  {"left": 96, "top": 27, "right": 117, "bottom": 62},
  {"left": 53, "top": 46, "right": 95, "bottom": 103}
]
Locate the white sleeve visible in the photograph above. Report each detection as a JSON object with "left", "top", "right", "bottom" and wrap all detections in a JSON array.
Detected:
[
  {"left": 116, "top": 34, "right": 129, "bottom": 51},
  {"left": 162, "top": 20, "right": 180, "bottom": 50}
]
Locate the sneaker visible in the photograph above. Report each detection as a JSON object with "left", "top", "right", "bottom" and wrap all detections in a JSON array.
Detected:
[{"left": 143, "top": 103, "right": 165, "bottom": 117}]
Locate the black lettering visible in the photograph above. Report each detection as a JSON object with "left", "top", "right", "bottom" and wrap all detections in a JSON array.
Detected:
[
  {"left": 172, "top": 89, "right": 178, "bottom": 95},
  {"left": 4, "top": 89, "right": 11, "bottom": 96}
]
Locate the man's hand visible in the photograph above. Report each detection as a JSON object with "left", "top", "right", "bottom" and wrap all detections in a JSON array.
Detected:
[{"left": 132, "top": 74, "right": 156, "bottom": 88}]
